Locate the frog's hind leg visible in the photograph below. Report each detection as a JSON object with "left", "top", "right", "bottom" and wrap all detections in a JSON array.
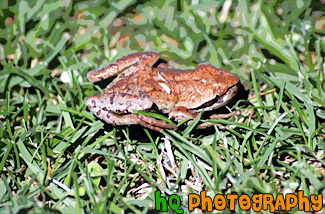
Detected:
[
  {"left": 87, "top": 51, "right": 160, "bottom": 83},
  {"left": 138, "top": 115, "right": 177, "bottom": 132},
  {"left": 94, "top": 110, "right": 176, "bottom": 132},
  {"left": 96, "top": 111, "right": 140, "bottom": 126}
]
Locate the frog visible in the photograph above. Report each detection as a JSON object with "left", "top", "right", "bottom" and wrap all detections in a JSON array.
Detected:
[{"left": 86, "top": 51, "right": 241, "bottom": 131}]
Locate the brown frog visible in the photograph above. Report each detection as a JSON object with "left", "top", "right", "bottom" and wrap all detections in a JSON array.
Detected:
[{"left": 86, "top": 51, "right": 240, "bottom": 131}]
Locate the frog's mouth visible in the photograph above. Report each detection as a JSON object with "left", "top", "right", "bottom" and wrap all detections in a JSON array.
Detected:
[
  {"left": 217, "top": 83, "right": 239, "bottom": 104},
  {"left": 193, "top": 82, "right": 240, "bottom": 112}
]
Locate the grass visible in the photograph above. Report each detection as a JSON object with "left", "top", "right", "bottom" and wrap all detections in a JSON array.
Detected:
[{"left": 0, "top": 0, "right": 324, "bottom": 213}]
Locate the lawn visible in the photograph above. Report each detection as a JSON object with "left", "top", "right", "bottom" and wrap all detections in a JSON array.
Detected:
[{"left": 0, "top": 0, "right": 324, "bottom": 213}]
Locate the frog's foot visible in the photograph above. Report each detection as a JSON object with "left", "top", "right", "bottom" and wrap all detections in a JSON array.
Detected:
[
  {"left": 138, "top": 114, "right": 177, "bottom": 132},
  {"left": 87, "top": 51, "right": 159, "bottom": 83}
]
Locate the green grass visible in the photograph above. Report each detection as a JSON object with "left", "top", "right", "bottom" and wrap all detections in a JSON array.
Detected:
[{"left": 0, "top": 0, "right": 324, "bottom": 213}]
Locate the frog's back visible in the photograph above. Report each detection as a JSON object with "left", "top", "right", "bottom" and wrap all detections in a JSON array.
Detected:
[{"left": 158, "top": 64, "right": 239, "bottom": 108}]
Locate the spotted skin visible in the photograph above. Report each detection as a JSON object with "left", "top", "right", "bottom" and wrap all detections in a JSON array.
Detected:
[{"left": 86, "top": 51, "right": 240, "bottom": 131}]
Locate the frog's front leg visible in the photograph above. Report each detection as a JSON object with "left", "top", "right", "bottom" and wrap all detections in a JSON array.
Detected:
[
  {"left": 157, "top": 63, "right": 174, "bottom": 69},
  {"left": 168, "top": 106, "right": 198, "bottom": 122},
  {"left": 197, "top": 110, "right": 241, "bottom": 129},
  {"left": 169, "top": 106, "right": 241, "bottom": 129},
  {"left": 87, "top": 51, "right": 159, "bottom": 83},
  {"left": 209, "top": 110, "right": 241, "bottom": 119}
]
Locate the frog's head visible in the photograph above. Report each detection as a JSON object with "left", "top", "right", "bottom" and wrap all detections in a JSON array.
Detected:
[{"left": 86, "top": 92, "right": 153, "bottom": 115}]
